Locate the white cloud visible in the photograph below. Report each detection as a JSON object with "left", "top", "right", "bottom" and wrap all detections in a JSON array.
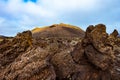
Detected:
[
  {"left": 5, "top": 0, "right": 55, "bottom": 18},
  {"left": 0, "top": 0, "right": 120, "bottom": 36},
  {"left": 0, "top": 0, "right": 57, "bottom": 35},
  {"left": 3, "top": 0, "right": 104, "bottom": 19},
  {"left": 38, "top": 0, "right": 102, "bottom": 12}
]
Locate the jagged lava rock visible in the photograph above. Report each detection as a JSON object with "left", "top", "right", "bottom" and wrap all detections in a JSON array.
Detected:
[
  {"left": 0, "top": 31, "right": 32, "bottom": 69},
  {"left": 0, "top": 23, "right": 120, "bottom": 80}
]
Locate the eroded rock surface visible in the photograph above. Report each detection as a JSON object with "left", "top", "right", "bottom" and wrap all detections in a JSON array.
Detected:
[
  {"left": 0, "top": 24, "right": 120, "bottom": 80},
  {"left": 0, "top": 31, "right": 32, "bottom": 69}
]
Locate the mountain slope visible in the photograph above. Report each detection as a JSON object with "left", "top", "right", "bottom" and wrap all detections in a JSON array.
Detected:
[{"left": 32, "top": 23, "right": 85, "bottom": 38}]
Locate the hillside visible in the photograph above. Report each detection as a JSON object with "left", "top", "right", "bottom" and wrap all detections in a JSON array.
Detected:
[
  {"left": 32, "top": 23, "right": 85, "bottom": 38},
  {"left": 0, "top": 24, "right": 120, "bottom": 80}
]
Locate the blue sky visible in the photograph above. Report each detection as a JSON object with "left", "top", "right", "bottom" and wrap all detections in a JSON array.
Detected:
[{"left": 0, "top": 0, "right": 120, "bottom": 36}]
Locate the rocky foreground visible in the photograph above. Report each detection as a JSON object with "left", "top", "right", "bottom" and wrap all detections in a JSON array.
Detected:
[{"left": 0, "top": 24, "right": 120, "bottom": 80}]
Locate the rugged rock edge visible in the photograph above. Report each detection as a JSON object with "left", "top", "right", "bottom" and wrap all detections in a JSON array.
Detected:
[{"left": 0, "top": 24, "right": 120, "bottom": 80}]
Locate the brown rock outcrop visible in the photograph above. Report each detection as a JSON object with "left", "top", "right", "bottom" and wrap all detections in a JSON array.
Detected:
[
  {"left": 0, "top": 24, "right": 120, "bottom": 80},
  {"left": 0, "top": 31, "right": 32, "bottom": 69}
]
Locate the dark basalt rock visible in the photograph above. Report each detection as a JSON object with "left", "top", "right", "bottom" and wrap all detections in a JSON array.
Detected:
[{"left": 0, "top": 24, "right": 120, "bottom": 80}]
